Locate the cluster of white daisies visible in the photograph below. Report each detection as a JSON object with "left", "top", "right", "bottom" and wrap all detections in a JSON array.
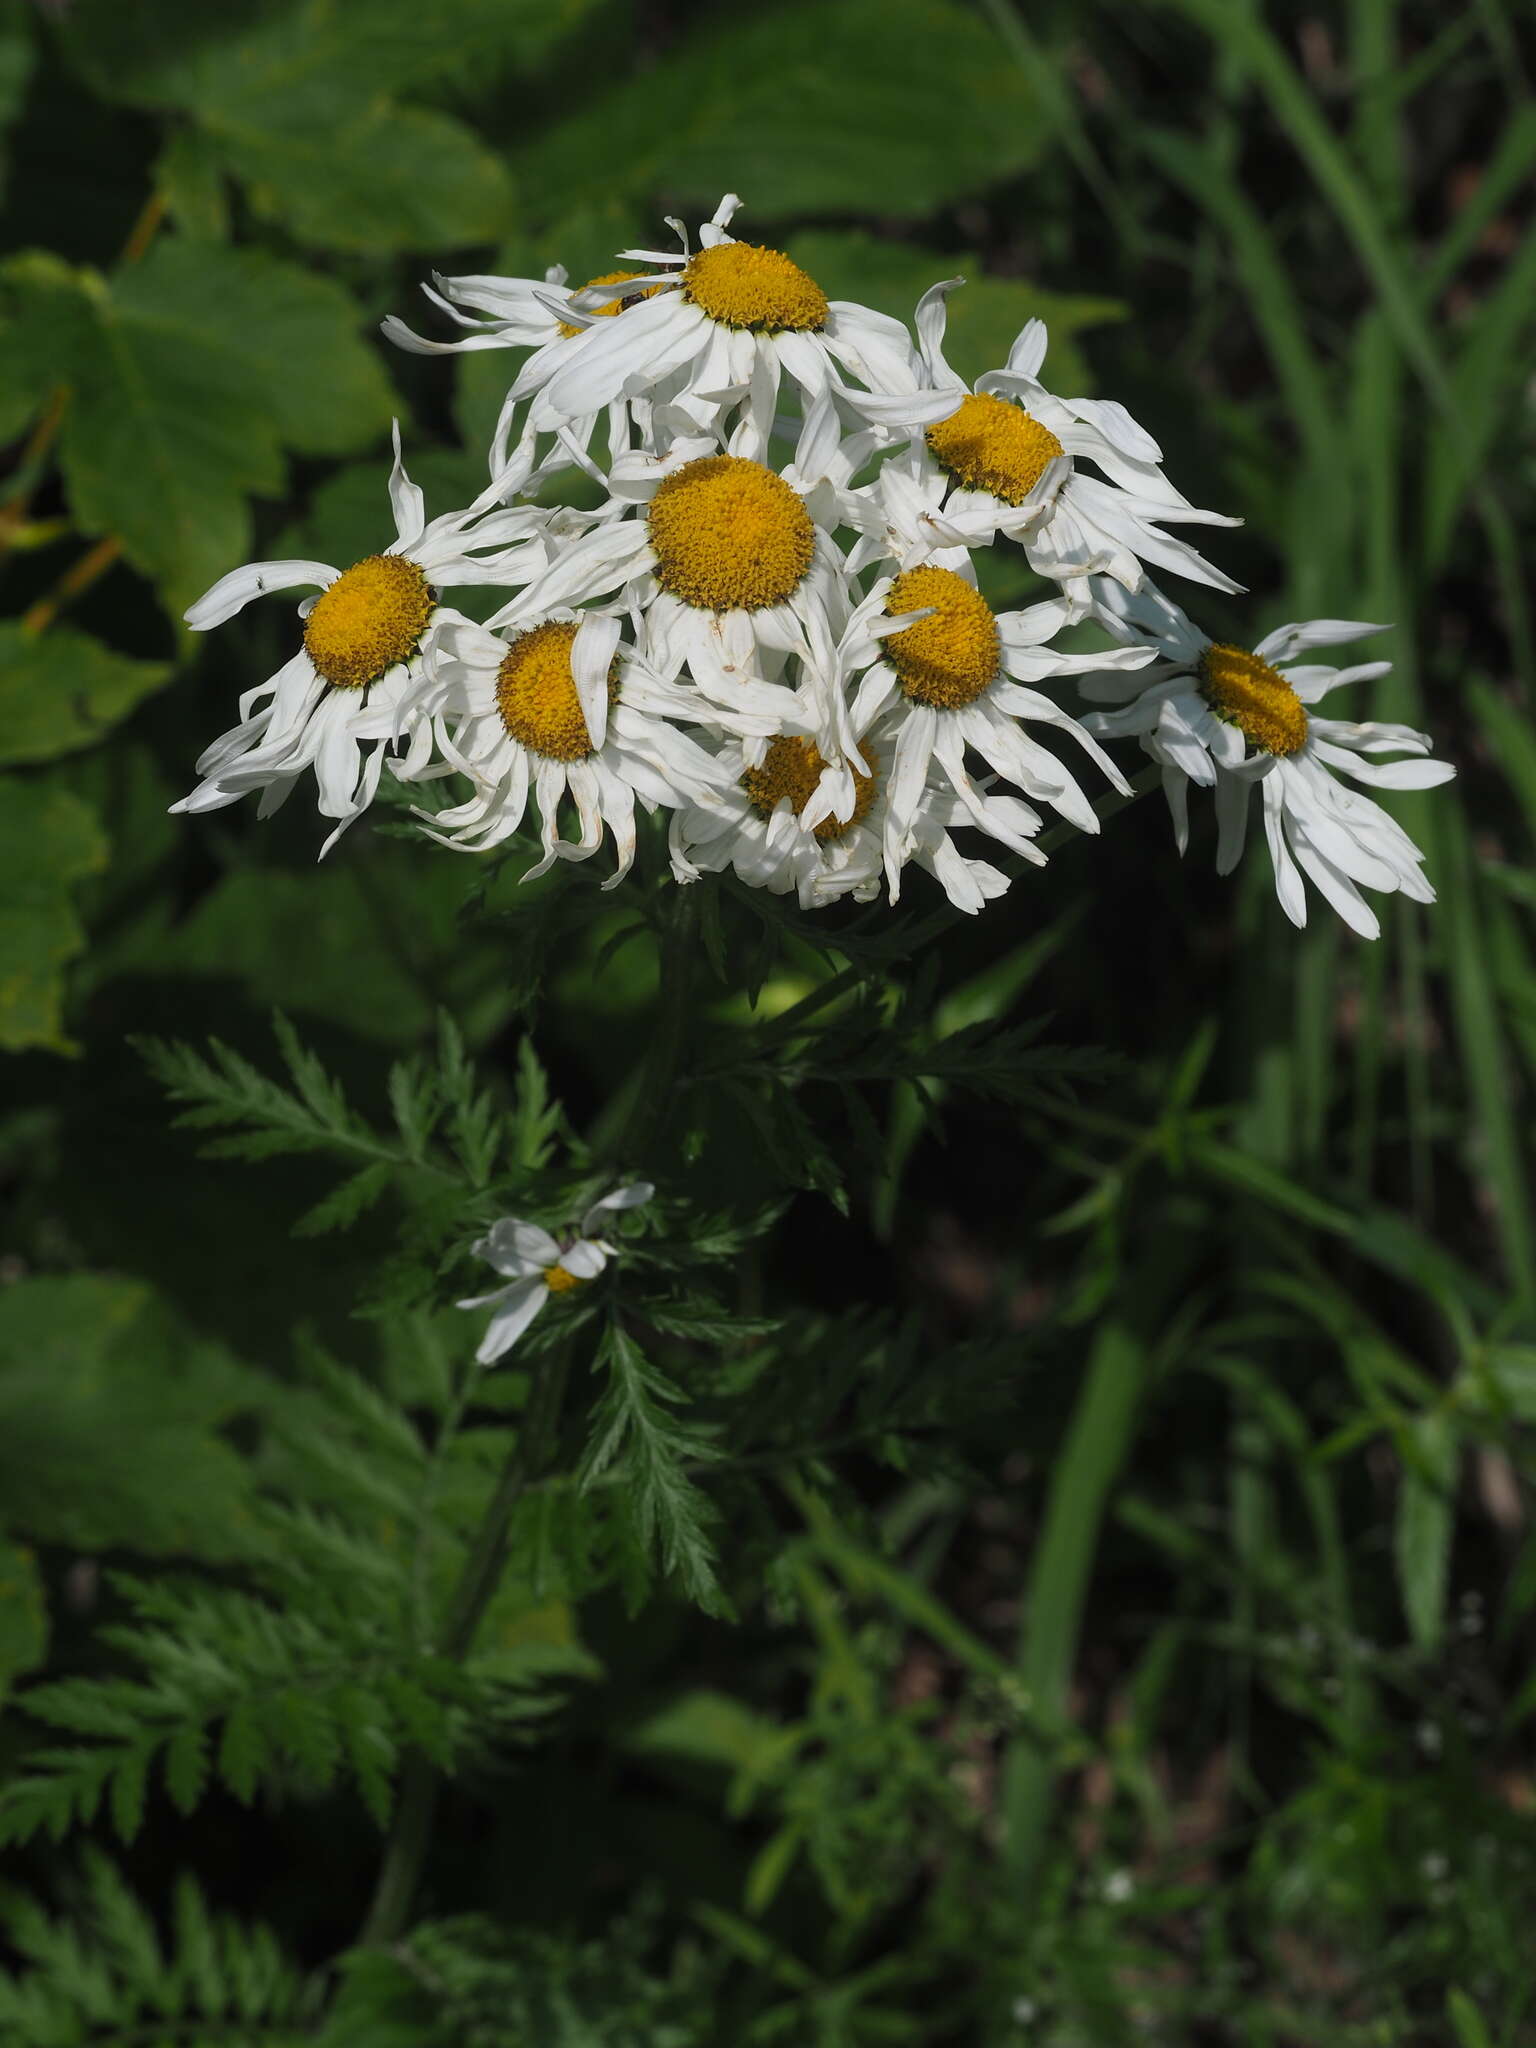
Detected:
[{"left": 174, "top": 195, "right": 1454, "bottom": 938}]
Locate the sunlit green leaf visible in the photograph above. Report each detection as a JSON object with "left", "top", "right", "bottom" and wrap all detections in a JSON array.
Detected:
[
  {"left": 0, "top": 776, "right": 107, "bottom": 1053},
  {"left": 510, "top": 0, "right": 1048, "bottom": 221},
  {"left": 0, "top": 1275, "right": 260, "bottom": 1557},
  {"left": 0, "top": 623, "right": 171, "bottom": 768}
]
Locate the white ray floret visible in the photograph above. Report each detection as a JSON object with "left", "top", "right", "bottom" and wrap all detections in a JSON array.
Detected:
[
  {"left": 171, "top": 430, "right": 551, "bottom": 853},
  {"left": 838, "top": 557, "right": 1152, "bottom": 897},
  {"left": 669, "top": 718, "right": 1040, "bottom": 915},
  {"left": 460, "top": 1184, "right": 653, "bottom": 1367},
  {"left": 383, "top": 261, "right": 685, "bottom": 486},
  {"left": 539, "top": 194, "right": 929, "bottom": 460},
  {"left": 394, "top": 606, "right": 731, "bottom": 884},
  {"left": 1080, "top": 580, "right": 1456, "bottom": 938},
  {"left": 484, "top": 416, "right": 864, "bottom": 786},
  {"left": 844, "top": 281, "right": 1242, "bottom": 605}
]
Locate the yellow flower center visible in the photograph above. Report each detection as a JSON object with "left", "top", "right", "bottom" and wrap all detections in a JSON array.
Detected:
[
  {"left": 740, "top": 736, "right": 878, "bottom": 843},
  {"left": 925, "top": 392, "right": 1065, "bottom": 507},
  {"left": 646, "top": 455, "right": 814, "bottom": 614},
  {"left": 682, "top": 242, "right": 829, "bottom": 332},
  {"left": 302, "top": 554, "right": 435, "bottom": 690},
  {"left": 543, "top": 1263, "right": 585, "bottom": 1294},
  {"left": 883, "top": 566, "right": 1000, "bottom": 709},
  {"left": 495, "top": 621, "right": 621, "bottom": 763},
  {"left": 1197, "top": 642, "right": 1308, "bottom": 757},
  {"left": 557, "top": 269, "right": 663, "bottom": 340}
]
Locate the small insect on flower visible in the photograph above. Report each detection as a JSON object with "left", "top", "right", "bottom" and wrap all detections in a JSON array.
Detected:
[{"left": 458, "top": 1184, "right": 653, "bottom": 1366}]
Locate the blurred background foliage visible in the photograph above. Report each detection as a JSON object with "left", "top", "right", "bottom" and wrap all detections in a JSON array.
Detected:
[{"left": 1, "top": 0, "right": 1534, "bottom": 2041}]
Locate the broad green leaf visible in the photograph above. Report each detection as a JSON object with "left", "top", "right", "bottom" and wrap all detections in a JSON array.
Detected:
[
  {"left": 0, "top": 249, "right": 88, "bottom": 446},
  {"left": 218, "top": 103, "right": 512, "bottom": 254},
  {"left": 2, "top": 242, "right": 395, "bottom": 607},
  {"left": 59, "top": 0, "right": 597, "bottom": 110},
  {"left": 112, "top": 239, "right": 395, "bottom": 457},
  {"left": 1394, "top": 1411, "right": 1457, "bottom": 1653},
  {"left": 0, "top": 776, "right": 107, "bottom": 1053},
  {"left": 510, "top": 0, "right": 1049, "bottom": 222},
  {"left": 0, "top": 1275, "right": 260, "bottom": 1557},
  {"left": 786, "top": 232, "right": 1122, "bottom": 394},
  {"left": 0, "top": 622, "right": 171, "bottom": 767},
  {"left": 25, "top": 255, "right": 277, "bottom": 609},
  {"left": 0, "top": 1538, "right": 46, "bottom": 1698}
]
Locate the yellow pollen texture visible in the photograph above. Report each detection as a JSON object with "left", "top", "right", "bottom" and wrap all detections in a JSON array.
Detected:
[
  {"left": 495, "top": 622, "right": 621, "bottom": 762},
  {"left": 925, "top": 392, "right": 1065, "bottom": 507},
  {"left": 558, "top": 269, "right": 662, "bottom": 339},
  {"left": 646, "top": 455, "right": 814, "bottom": 613},
  {"left": 741, "top": 736, "right": 878, "bottom": 843},
  {"left": 883, "top": 566, "right": 1001, "bottom": 710},
  {"left": 543, "top": 1263, "right": 585, "bottom": 1294},
  {"left": 1197, "top": 642, "right": 1309, "bottom": 757},
  {"left": 302, "top": 554, "right": 435, "bottom": 690},
  {"left": 682, "top": 241, "right": 829, "bottom": 332}
]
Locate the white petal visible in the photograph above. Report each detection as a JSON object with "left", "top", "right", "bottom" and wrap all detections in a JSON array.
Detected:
[
  {"left": 474, "top": 1280, "right": 548, "bottom": 1366},
  {"left": 185, "top": 559, "right": 335, "bottom": 631}
]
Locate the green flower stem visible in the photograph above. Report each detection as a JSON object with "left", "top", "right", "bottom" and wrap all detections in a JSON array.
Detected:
[
  {"left": 360, "top": 1341, "right": 573, "bottom": 1949},
  {"left": 611, "top": 885, "right": 701, "bottom": 1166}
]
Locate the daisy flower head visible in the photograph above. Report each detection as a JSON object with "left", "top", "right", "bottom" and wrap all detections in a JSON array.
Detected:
[
  {"left": 668, "top": 719, "right": 1037, "bottom": 916},
  {"left": 848, "top": 280, "right": 1243, "bottom": 606},
  {"left": 538, "top": 194, "right": 928, "bottom": 460},
  {"left": 494, "top": 414, "right": 862, "bottom": 748},
  {"left": 395, "top": 601, "right": 731, "bottom": 884},
  {"left": 172, "top": 429, "right": 550, "bottom": 853},
  {"left": 1080, "top": 581, "right": 1457, "bottom": 938},
  {"left": 460, "top": 1184, "right": 653, "bottom": 1367},
  {"left": 839, "top": 556, "right": 1153, "bottom": 894}
]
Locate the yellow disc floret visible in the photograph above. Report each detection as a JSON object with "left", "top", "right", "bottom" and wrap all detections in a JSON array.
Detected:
[
  {"left": 1197, "top": 642, "right": 1308, "bottom": 757},
  {"left": 646, "top": 456, "right": 814, "bottom": 613},
  {"left": 883, "top": 566, "right": 1001, "bottom": 710},
  {"left": 302, "top": 554, "right": 435, "bottom": 691},
  {"left": 543, "top": 1263, "right": 585, "bottom": 1294},
  {"left": 682, "top": 242, "right": 829, "bottom": 332},
  {"left": 740, "top": 736, "right": 878, "bottom": 843},
  {"left": 925, "top": 392, "right": 1065, "bottom": 507},
  {"left": 495, "top": 621, "right": 621, "bottom": 762},
  {"left": 558, "top": 269, "right": 663, "bottom": 339}
]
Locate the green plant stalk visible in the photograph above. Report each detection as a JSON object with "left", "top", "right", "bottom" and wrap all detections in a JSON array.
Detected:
[
  {"left": 360, "top": 1341, "right": 573, "bottom": 1949},
  {"left": 1001, "top": 1315, "right": 1147, "bottom": 1895}
]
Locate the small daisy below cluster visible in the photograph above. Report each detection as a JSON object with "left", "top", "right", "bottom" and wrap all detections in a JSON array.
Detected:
[{"left": 173, "top": 194, "right": 1454, "bottom": 933}]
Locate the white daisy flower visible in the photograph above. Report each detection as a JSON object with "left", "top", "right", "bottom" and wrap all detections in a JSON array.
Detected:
[
  {"left": 668, "top": 722, "right": 1035, "bottom": 915},
  {"left": 383, "top": 262, "right": 677, "bottom": 485},
  {"left": 849, "top": 280, "right": 1242, "bottom": 603},
  {"left": 485, "top": 419, "right": 862, "bottom": 778},
  {"left": 1080, "top": 581, "right": 1456, "bottom": 938},
  {"left": 172, "top": 430, "right": 549, "bottom": 852},
  {"left": 839, "top": 560, "right": 1152, "bottom": 893},
  {"left": 459, "top": 1183, "right": 653, "bottom": 1366},
  {"left": 395, "top": 605, "right": 731, "bottom": 883},
  {"left": 538, "top": 194, "right": 928, "bottom": 459}
]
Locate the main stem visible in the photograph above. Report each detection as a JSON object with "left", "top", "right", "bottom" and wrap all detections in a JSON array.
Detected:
[
  {"left": 360, "top": 1344, "right": 572, "bottom": 1949},
  {"left": 612, "top": 886, "right": 700, "bottom": 1166}
]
